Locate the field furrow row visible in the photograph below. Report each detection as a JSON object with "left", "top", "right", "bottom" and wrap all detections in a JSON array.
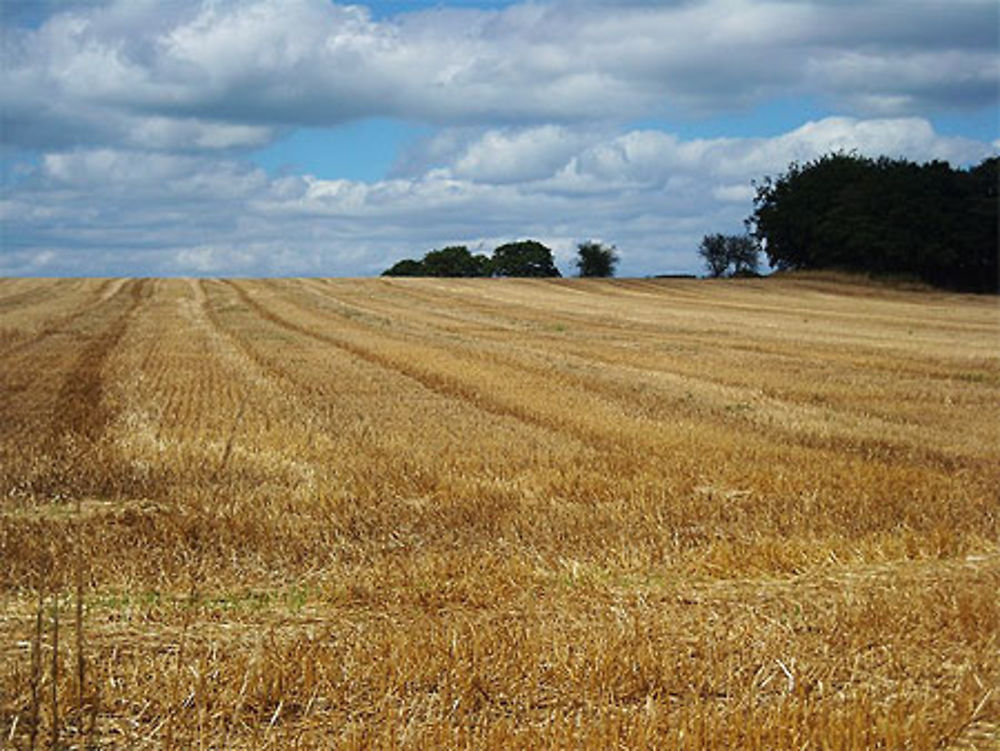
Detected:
[{"left": 1, "top": 276, "right": 997, "bottom": 749}]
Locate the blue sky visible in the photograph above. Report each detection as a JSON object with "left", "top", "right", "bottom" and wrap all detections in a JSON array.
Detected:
[
  {"left": 251, "top": 120, "right": 431, "bottom": 182},
  {"left": 1, "top": 0, "right": 997, "bottom": 277}
]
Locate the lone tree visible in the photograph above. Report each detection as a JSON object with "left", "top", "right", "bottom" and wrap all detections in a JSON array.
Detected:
[
  {"left": 698, "top": 234, "right": 730, "bottom": 278},
  {"left": 492, "top": 240, "right": 561, "bottom": 278},
  {"left": 575, "top": 241, "right": 619, "bottom": 277},
  {"left": 698, "top": 233, "right": 759, "bottom": 278},
  {"left": 728, "top": 234, "right": 761, "bottom": 276}
]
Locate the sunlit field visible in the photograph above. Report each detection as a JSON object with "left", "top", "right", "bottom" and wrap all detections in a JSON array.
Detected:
[{"left": 1, "top": 275, "right": 998, "bottom": 749}]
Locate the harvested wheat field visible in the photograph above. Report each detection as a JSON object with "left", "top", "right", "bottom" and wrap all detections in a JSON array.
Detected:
[{"left": 1, "top": 274, "right": 998, "bottom": 749}]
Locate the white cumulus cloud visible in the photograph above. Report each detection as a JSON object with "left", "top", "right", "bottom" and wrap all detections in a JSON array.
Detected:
[
  {"left": 2, "top": 0, "right": 996, "bottom": 277},
  {"left": 2, "top": 0, "right": 996, "bottom": 152},
  {"left": 3, "top": 117, "right": 994, "bottom": 277}
]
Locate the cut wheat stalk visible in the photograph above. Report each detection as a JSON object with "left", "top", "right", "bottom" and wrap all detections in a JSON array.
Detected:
[
  {"left": 74, "top": 496, "right": 86, "bottom": 728},
  {"left": 49, "top": 592, "right": 58, "bottom": 751},
  {"left": 29, "top": 587, "right": 43, "bottom": 751}
]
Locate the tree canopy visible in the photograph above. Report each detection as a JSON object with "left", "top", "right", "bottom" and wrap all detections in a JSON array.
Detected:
[
  {"left": 383, "top": 240, "right": 561, "bottom": 278},
  {"left": 698, "top": 234, "right": 729, "bottom": 278},
  {"left": 381, "top": 258, "right": 425, "bottom": 277},
  {"left": 382, "top": 245, "right": 492, "bottom": 277},
  {"left": 575, "top": 241, "right": 619, "bottom": 277},
  {"left": 421, "top": 246, "right": 493, "bottom": 277},
  {"left": 748, "top": 153, "right": 998, "bottom": 293},
  {"left": 490, "top": 240, "right": 562, "bottom": 278},
  {"left": 698, "top": 234, "right": 760, "bottom": 278},
  {"left": 493, "top": 240, "right": 562, "bottom": 277}
]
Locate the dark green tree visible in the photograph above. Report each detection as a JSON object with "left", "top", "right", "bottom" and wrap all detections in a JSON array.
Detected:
[
  {"left": 728, "top": 234, "right": 761, "bottom": 276},
  {"left": 382, "top": 258, "right": 425, "bottom": 276},
  {"left": 472, "top": 254, "right": 493, "bottom": 277},
  {"left": 748, "top": 152, "right": 875, "bottom": 273},
  {"left": 382, "top": 245, "right": 493, "bottom": 277},
  {"left": 698, "top": 234, "right": 730, "bottom": 278},
  {"left": 575, "top": 241, "right": 619, "bottom": 277},
  {"left": 422, "top": 246, "right": 492, "bottom": 277},
  {"left": 748, "top": 153, "right": 998, "bottom": 292},
  {"left": 698, "top": 233, "right": 761, "bottom": 278},
  {"left": 492, "top": 240, "right": 561, "bottom": 278}
]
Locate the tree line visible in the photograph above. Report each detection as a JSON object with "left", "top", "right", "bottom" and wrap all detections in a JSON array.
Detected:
[
  {"left": 382, "top": 240, "right": 619, "bottom": 278},
  {"left": 745, "top": 153, "right": 998, "bottom": 293},
  {"left": 382, "top": 153, "right": 997, "bottom": 293}
]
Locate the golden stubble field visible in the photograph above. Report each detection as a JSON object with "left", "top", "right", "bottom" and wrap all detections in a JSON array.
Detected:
[{"left": 1, "top": 274, "right": 998, "bottom": 749}]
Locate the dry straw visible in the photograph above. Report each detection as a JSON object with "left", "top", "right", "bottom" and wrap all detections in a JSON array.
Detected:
[{"left": 1, "top": 274, "right": 997, "bottom": 748}]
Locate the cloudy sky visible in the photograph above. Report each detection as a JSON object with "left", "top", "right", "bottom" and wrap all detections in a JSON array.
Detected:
[{"left": 1, "top": 0, "right": 997, "bottom": 277}]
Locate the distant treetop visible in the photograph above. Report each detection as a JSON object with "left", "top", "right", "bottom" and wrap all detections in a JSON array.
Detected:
[
  {"left": 382, "top": 245, "right": 492, "bottom": 278},
  {"left": 383, "top": 240, "right": 561, "bottom": 278},
  {"left": 697, "top": 234, "right": 760, "bottom": 278},
  {"left": 492, "top": 240, "right": 561, "bottom": 278},
  {"left": 576, "top": 241, "right": 619, "bottom": 277}
]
